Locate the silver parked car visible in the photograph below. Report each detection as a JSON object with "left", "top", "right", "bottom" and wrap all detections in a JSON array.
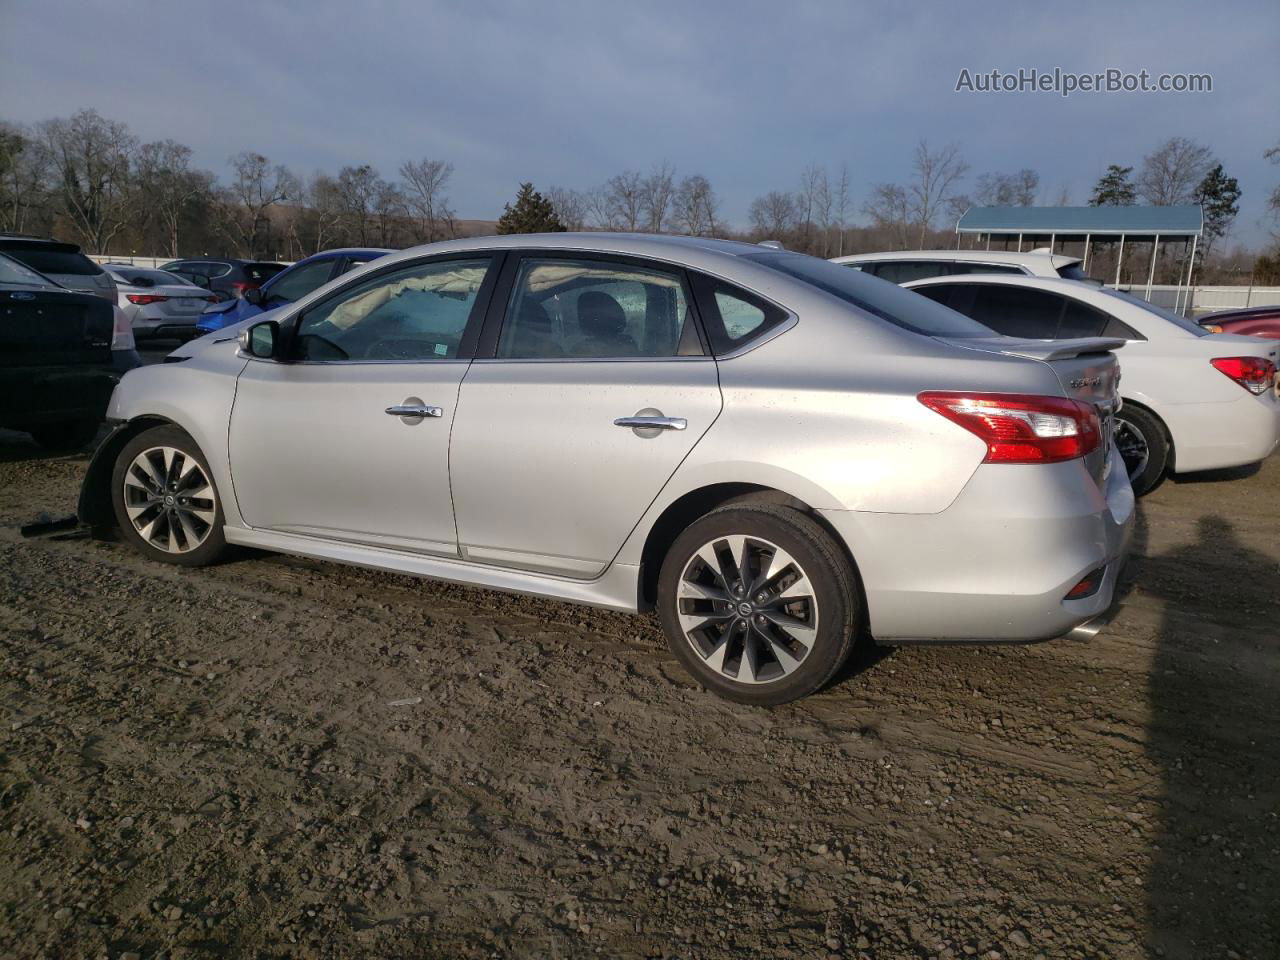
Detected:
[
  {"left": 104, "top": 265, "right": 216, "bottom": 341},
  {"left": 78, "top": 234, "right": 1134, "bottom": 704}
]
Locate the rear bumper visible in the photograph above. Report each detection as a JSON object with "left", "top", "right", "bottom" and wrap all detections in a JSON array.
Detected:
[
  {"left": 819, "top": 450, "right": 1134, "bottom": 643},
  {"left": 0, "top": 365, "right": 119, "bottom": 428},
  {"left": 1165, "top": 394, "right": 1280, "bottom": 473}
]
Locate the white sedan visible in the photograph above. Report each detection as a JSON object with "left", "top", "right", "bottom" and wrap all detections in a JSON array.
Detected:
[
  {"left": 906, "top": 274, "right": 1280, "bottom": 494},
  {"left": 104, "top": 265, "right": 216, "bottom": 343}
]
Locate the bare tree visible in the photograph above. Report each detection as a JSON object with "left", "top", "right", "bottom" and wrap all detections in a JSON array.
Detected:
[
  {"left": 1137, "top": 136, "right": 1215, "bottom": 206},
  {"left": 640, "top": 162, "right": 676, "bottom": 232},
  {"left": 672, "top": 175, "right": 719, "bottom": 236},
  {"left": 38, "top": 109, "right": 138, "bottom": 252},
  {"left": 217, "top": 151, "right": 298, "bottom": 257},
  {"left": 135, "top": 140, "right": 214, "bottom": 256},
  {"left": 547, "top": 186, "right": 588, "bottom": 231},
  {"left": 1265, "top": 142, "right": 1280, "bottom": 239},
  {"left": 748, "top": 190, "right": 799, "bottom": 238},
  {"left": 908, "top": 140, "right": 969, "bottom": 247},
  {"left": 862, "top": 183, "right": 912, "bottom": 248},
  {"left": 399, "top": 157, "right": 455, "bottom": 242},
  {"left": 973, "top": 168, "right": 1039, "bottom": 206},
  {"left": 833, "top": 165, "right": 850, "bottom": 256},
  {"left": 334, "top": 164, "right": 386, "bottom": 246},
  {"left": 0, "top": 121, "right": 52, "bottom": 234},
  {"left": 603, "top": 171, "right": 645, "bottom": 231}
]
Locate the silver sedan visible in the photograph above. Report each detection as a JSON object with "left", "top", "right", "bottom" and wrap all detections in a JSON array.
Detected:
[
  {"left": 104, "top": 265, "right": 216, "bottom": 342},
  {"left": 78, "top": 234, "right": 1134, "bottom": 704}
]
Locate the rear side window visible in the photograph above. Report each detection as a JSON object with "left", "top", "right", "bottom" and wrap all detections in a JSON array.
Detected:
[
  {"left": 869, "top": 260, "right": 950, "bottom": 283},
  {"left": 1058, "top": 298, "right": 1111, "bottom": 338},
  {"left": 497, "top": 257, "right": 697, "bottom": 359},
  {"left": 966, "top": 285, "right": 1066, "bottom": 339},
  {"left": 688, "top": 275, "right": 787, "bottom": 354},
  {"left": 745, "top": 252, "right": 995, "bottom": 339},
  {"left": 1, "top": 246, "right": 101, "bottom": 276},
  {"left": 246, "top": 262, "right": 286, "bottom": 282}
]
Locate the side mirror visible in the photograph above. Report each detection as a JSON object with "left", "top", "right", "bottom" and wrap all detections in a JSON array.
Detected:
[
  {"left": 244, "top": 287, "right": 263, "bottom": 306},
  {"left": 240, "top": 320, "right": 280, "bottom": 360}
]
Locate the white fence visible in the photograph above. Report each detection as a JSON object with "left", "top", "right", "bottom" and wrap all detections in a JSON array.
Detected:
[
  {"left": 1111, "top": 284, "right": 1280, "bottom": 315},
  {"left": 89, "top": 254, "right": 175, "bottom": 269}
]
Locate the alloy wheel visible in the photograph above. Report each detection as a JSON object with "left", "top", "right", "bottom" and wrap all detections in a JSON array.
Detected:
[
  {"left": 122, "top": 446, "right": 217, "bottom": 553},
  {"left": 1114, "top": 417, "right": 1150, "bottom": 482},
  {"left": 676, "top": 534, "right": 818, "bottom": 685}
]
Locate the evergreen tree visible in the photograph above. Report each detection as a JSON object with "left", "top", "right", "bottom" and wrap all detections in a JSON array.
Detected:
[
  {"left": 1192, "top": 163, "right": 1241, "bottom": 257},
  {"left": 496, "top": 182, "right": 566, "bottom": 234},
  {"left": 1089, "top": 165, "right": 1136, "bottom": 206}
]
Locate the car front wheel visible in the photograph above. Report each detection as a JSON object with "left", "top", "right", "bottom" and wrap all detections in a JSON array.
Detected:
[
  {"left": 657, "top": 504, "right": 860, "bottom": 705},
  {"left": 110, "top": 425, "right": 227, "bottom": 566}
]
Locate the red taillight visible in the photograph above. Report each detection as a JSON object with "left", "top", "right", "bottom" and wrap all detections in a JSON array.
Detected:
[
  {"left": 918, "top": 392, "right": 1101, "bottom": 464},
  {"left": 1210, "top": 356, "right": 1276, "bottom": 396},
  {"left": 229, "top": 282, "right": 256, "bottom": 296},
  {"left": 126, "top": 294, "right": 169, "bottom": 305}
]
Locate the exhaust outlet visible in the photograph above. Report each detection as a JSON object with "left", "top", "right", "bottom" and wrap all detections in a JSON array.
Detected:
[{"left": 1063, "top": 610, "right": 1114, "bottom": 642}]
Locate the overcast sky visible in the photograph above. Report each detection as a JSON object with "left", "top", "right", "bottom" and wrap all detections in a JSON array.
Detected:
[{"left": 2, "top": 0, "right": 1277, "bottom": 245}]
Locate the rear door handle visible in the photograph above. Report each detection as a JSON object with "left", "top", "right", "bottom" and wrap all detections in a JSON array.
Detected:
[{"left": 613, "top": 416, "right": 687, "bottom": 431}]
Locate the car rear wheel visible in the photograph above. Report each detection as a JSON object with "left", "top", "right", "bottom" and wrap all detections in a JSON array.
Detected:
[
  {"left": 657, "top": 504, "right": 859, "bottom": 705},
  {"left": 111, "top": 425, "right": 227, "bottom": 566},
  {"left": 1114, "top": 405, "right": 1169, "bottom": 496},
  {"left": 29, "top": 420, "right": 100, "bottom": 451}
]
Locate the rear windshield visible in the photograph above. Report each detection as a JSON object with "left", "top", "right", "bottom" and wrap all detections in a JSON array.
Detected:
[
  {"left": 0, "top": 252, "right": 60, "bottom": 289},
  {"left": 107, "top": 267, "right": 191, "bottom": 286},
  {"left": 1056, "top": 263, "right": 1088, "bottom": 281},
  {"left": 745, "top": 252, "right": 996, "bottom": 338},
  {"left": 246, "top": 262, "right": 287, "bottom": 282},
  {"left": 1105, "top": 289, "right": 1211, "bottom": 336},
  {"left": 0, "top": 244, "right": 102, "bottom": 276}
]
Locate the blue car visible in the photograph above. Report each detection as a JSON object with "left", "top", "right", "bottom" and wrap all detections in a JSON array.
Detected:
[{"left": 195, "top": 247, "right": 391, "bottom": 335}]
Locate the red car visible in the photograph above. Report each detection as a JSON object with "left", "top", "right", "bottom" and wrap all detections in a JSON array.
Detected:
[{"left": 1198, "top": 305, "right": 1280, "bottom": 339}]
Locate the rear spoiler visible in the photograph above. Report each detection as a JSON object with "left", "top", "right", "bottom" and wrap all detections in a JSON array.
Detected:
[{"left": 939, "top": 336, "right": 1126, "bottom": 362}]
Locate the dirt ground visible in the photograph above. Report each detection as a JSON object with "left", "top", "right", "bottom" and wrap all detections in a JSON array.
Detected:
[{"left": 1, "top": 428, "right": 1277, "bottom": 960}]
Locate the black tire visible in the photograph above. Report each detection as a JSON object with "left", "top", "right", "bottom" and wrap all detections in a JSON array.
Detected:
[
  {"left": 1115, "top": 405, "right": 1169, "bottom": 496},
  {"left": 30, "top": 420, "right": 100, "bottom": 451},
  {"left": 110, "top": 425, "right": 227, "bottom": 566},
  {"left": 657, "top": 504, "right": 860, "bottom": 706}
]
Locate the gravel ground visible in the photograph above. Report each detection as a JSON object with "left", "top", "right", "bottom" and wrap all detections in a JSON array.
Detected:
[{"left": 1, "top": 429, "right": 1277, "bottom": 960}]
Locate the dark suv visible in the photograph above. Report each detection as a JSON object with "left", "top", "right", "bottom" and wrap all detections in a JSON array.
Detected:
[
  {"left": 159, "top": 258, "right": 286, "bottom": 302},
  {"left": 0, "top": 234, "right": 117, "bottom": 303}
]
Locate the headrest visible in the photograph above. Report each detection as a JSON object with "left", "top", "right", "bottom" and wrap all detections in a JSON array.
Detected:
[{"left": 578, "top": 291, "right": 627, "bottom": 336}]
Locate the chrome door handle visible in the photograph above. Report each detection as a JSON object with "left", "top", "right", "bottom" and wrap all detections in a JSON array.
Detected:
[
  {"left": 613, "top": 416, "right": 687, "bottom": 431},
  {"left": 386, "top": 403, "right": 443, "bottom": 418}
]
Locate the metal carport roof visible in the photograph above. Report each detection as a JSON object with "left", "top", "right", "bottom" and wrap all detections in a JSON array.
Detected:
[{"left": 957, "top": 205, "right": 1202, "bottom": 237}]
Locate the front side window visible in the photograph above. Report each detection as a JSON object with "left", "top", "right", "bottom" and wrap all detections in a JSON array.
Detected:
[
  {"left": 262, "top": 258, "right": 336, "bottom": 307},
  {"left": 294, "top": 257, "right": 491, "bottom": 362},
  {"left": 497, "top": 258, "right": 694, "bottom": 359}
]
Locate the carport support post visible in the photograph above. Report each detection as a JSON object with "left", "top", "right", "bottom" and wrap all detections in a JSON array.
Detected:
[
  {"left": 1083, "top": 233, "right": 1091, "bottom": 273},
  {"left": 1115, "top": 234, "right": 1126, "bottom": 286},
  {"left": 1146, "top": 234, "right": 1161, "bottom": 300},
  {"left": 1181, "top": 233, "right": 1199, "bottom": 315},
  {"left": 1050, "top": 232, "right": 1056, "bottom": 254},
  {"left": 1017, "top": 232, "right": 1023, "bottom": 252}
]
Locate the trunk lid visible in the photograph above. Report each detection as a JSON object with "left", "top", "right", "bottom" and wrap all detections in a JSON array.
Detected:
[
  {"left": 938, "top": 335, "right": 1124, "bottom": 483},
  {"left": 0, "top": 290, "right": 115, "bottom": 366}
]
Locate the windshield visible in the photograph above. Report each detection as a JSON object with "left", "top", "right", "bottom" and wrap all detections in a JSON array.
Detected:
[
  {"left": 0, "top": 252, "right": 61, "bottom": 289},
  {"left": 745, "top": 252, "right": 996, "bottom": 338},
  {"left": 1105, "top": 289, "right": 1211, "bottom": 336}
]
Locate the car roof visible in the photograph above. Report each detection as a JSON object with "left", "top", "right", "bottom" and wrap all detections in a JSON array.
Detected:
[
  {"left": 357, "top": 233, "right": 786, "bottom": 273},
  {"left": 830, "top": 248, "right": 1080, "bottom": 269},
  {"left": 302, "top": 247, "right": 394, "bottom": 259}
]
